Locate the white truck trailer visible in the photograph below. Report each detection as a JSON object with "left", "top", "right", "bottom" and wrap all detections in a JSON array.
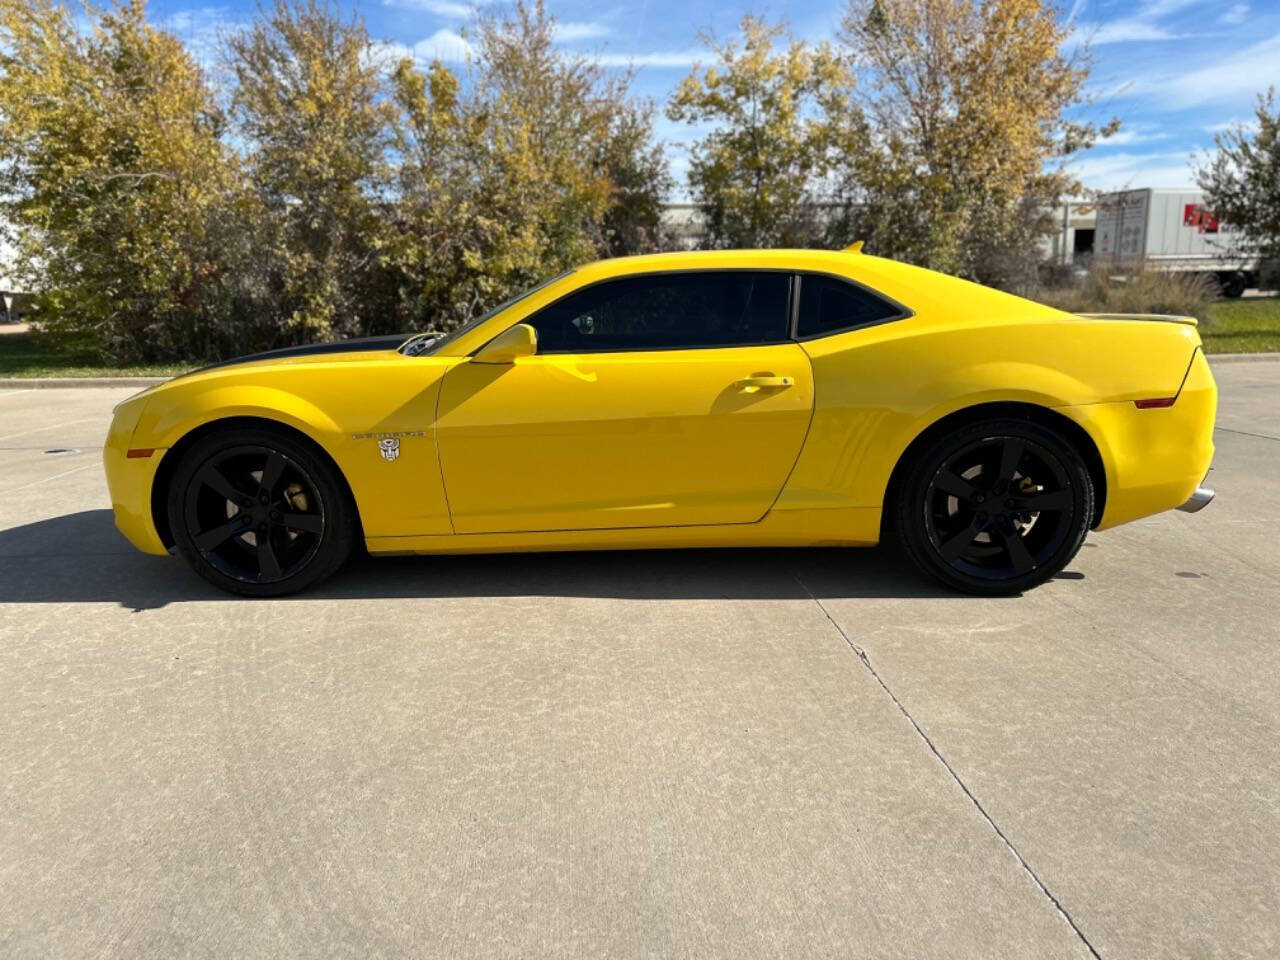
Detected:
[{"left": 1094, "top": 188, "right": 1259, "bottom": 297}]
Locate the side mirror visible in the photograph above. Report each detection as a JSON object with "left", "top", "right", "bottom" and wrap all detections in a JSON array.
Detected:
[{"left": 474, "top": 323, "right": 537, "bottom": 364}]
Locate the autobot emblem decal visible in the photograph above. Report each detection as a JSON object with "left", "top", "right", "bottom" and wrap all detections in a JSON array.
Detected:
[{"left": 351, "top": 430, "right": 425, "bottom": 463}]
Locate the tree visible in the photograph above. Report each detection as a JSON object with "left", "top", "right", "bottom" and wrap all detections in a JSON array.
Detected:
[
  {"left": 386, "top": 0, "right": 670, "bottom": 332},
  {"left": 595, "top": 100, "right": 673, "bottom": 257},
  {"left": 0, "top": 0, "right": 246, "bottom": 361},
  {"left": 667, "top": 17, "right": 854, "bottom": 249},
  {"left": 1196, "top": 88, "right": 1280, "bottom": 288},
  {"left": 385, "top": 57, "right": 492, "bottom": 330},
  {"left": 835, "top": 0, "right": 1114, "bottom": 289},
  {"left": 227, "top": 0, "right": 397, "bottom": 342},
  {"left": 1, "top": 0, "right": 670, "bottom": 360}
]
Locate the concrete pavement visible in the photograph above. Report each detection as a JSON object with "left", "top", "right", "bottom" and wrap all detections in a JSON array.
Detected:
[{"left": 1, "top": 364, "right": 1278, "bottom": 958}]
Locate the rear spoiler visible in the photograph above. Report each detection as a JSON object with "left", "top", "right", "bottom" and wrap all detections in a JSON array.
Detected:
[{"left": 1074, "top": 312, "right": 1198, "bottom": 327}]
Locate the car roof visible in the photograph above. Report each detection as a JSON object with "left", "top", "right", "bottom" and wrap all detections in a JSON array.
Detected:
[
  {"left": 572, "top": 248, "right": 864, "bottom": 281},
  {"left": 567, "top": 248, "right": 1040, "bottom": 318}
]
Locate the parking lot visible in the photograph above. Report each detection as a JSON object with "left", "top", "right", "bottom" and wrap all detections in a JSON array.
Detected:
[{"left": 2, "top": 360, "right": 1278, "bottom": 959}]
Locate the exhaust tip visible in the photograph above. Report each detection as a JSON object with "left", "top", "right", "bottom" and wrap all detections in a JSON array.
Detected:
[{"left": 1177, "top": 485, "right": 1215, "bottom": 513}]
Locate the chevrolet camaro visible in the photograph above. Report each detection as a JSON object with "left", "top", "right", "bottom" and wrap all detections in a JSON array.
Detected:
[{"left": 104, "top": 247, "right": 1217, "bottom": 597}]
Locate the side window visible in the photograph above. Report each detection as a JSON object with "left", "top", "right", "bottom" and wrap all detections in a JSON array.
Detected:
[
  {"left": 526, "top": 271, "right": 791, "bottom": 353},
  {"left": 796, "top": 274, "right": 904, "bottom": 339}
]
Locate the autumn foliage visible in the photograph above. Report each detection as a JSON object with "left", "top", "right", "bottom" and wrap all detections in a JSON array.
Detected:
[
  {"left": 1, "top": 0, "right": 1118, "bottom": 362},
  {"left": 0, "top": 0, "right": 669, "bottom": 361},
  {"left": 1196, "top": 89, "right": 1280, "bottom": 290}
]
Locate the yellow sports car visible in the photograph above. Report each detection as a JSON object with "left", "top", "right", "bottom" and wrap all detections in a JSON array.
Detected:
[{"left": 104, "top": 248, "right": 1217, "bottom": 597}]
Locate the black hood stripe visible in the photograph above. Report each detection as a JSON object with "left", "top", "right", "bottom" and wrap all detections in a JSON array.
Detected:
[{"left": 183, "top": 334, "right": 411, "bottom": 377}]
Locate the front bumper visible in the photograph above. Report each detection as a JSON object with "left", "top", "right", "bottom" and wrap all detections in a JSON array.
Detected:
[
  {"left": 103, "top": 443, "right": 170, "bottom": 555},
  {"left": 1177, "top": 485, "right": 1215, "bottom": 513},
  {"left": 104, "top": 392, "right": 170, "bottom": 556}
]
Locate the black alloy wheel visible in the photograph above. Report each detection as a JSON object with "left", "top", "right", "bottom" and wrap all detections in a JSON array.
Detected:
[
  {"left": 167, "top": 427, "right": 357, "bottom": 596},
  {"left": 897, "top": 418, "right": 1093, "bottom": 595}
]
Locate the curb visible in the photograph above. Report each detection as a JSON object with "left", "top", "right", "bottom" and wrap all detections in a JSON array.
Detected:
[
  {"left": 1205, "top": 353, "right": 1280, "bottom": 364},
  {"left": 0, "top": 377, "right": 171, "bottom": 389}
]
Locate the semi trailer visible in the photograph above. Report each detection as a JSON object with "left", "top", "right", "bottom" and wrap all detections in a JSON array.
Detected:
[{"left": 1094, "top": 188, "right": 1259, "bottom": 297}]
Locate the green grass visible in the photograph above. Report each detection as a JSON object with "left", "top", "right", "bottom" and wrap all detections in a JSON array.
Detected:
[
  {"left": 0, "top": 331, "right": 191, "bottom": 378},
  {"left": 1201, "top": 297, "right": 1280, "bottom": 354}
]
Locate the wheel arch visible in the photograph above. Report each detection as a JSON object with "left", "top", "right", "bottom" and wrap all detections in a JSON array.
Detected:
[
  {"left": 150, "top": 416, "right": 364, "bottom": 549},
  {"left": 880, "top": 401, "right": 1107, "bottom": 534}
]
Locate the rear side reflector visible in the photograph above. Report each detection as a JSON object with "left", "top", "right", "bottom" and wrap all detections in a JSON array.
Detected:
[
  {"left": 1134, "top": 397, "right": 1176, "bottom": 409},
  {"left": 126, "top": 448, "right": 156, "bottom": 459}
]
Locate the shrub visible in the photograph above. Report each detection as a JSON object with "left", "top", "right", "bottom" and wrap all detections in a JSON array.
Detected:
[
  {"left": 1034, "top": 265, "right": 1217, "bottom": 325},
  {"left": 0, "top": 0, "right": 252, "bottom": 363}
]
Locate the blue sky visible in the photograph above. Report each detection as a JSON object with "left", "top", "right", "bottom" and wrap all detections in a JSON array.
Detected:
[{"left": 154, "top": 0, "right": 1280, "bottom": 192}]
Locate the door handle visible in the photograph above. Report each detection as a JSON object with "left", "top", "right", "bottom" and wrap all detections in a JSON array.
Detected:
[{"left": 735, "top": 375, "right": 794, "bottom": 393}]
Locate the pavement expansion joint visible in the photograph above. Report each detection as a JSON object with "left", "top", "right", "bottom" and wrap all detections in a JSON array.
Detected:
[
  {"left": 789, "top": 565, "right": 1105, "bottom": 960},
  {"left": 1215, "top": 425, "right": 1280, "bottom": 443}
]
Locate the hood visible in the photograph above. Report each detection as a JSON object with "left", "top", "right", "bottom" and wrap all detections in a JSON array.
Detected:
[{"left": 180, "top": 334, "right": 412, "bottom": 379}]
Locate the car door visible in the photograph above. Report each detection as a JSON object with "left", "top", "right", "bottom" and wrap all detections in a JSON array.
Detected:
[{"left": 434, "top": 270, "right": 814, "bottom": 534}]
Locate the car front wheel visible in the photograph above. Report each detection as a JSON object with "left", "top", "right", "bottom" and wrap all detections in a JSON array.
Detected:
[
  {"left": 166, "top": 427, "right": 358, "bottom": 597},
  {"left": 896, "top": 418, "right": 1094, "bottom": 596}
]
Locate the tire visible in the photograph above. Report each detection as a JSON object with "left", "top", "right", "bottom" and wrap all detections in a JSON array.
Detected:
[
  {"left": 1217, "top": 272, "right": 1247, "bottom": 299},
  {"left": 895, "top": 418, "right": 1093, "bottom": 596},
  {"left": 166, "top": 426, "right": 358, "bottom": 597}
]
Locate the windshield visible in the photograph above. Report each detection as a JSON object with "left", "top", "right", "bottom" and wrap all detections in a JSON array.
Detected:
[{"left": 403, "top": 271, "right": 574, "bottom": 356}]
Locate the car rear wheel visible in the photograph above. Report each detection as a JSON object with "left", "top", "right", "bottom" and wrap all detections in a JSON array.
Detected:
[
  {"left": 896, "top": 418, "right": 1093, "bottom": 596},
  {"left": 166, "top": 427, "right": 357, "bottom": 597}
]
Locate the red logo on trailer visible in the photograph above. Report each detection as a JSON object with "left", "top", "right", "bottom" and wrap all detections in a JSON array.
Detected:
[{"left": 1183, "top": 204, "right": 1219, "bottom": 233}]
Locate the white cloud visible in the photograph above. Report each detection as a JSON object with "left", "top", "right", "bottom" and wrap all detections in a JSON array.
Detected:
[
  {"left": 1097, "top": 126, "right": 1170, "bottom": 146},
  {"left": 383, "top": 0, "right": 474, "bottom": 17},
  {"left": 1141, "top": 32, "right": 1280, "bottom": 108},
  {"left": 554, "top": 21, "right": 611, "bottom": 42},
  {"left": 413, "top": 28, "right": 474, "bottom": 63},
  {"left": 1221, "top": 3, "right": 1249, "bottom": 24},
  {"left": 590, "top": 48, "right": 703, "bottom": 68},
  {"left": 1084, "top": 77, "right": 1136, "bottom": 103},
  {"left": 366, "top": 39, "right": 414, "bottom": 67},
  {"left": 368, "top": 33, "right": 474, "bottom": 69},
  {"left": 1068, "top": 150, "right": 1197, "bottom": 190},
  {"left": 1070, "top": 0, "right": 1204, "bottom": 46},
  {"left": 1205, "top": 116, "right": 1260, "bottom": 134},
  {"left": 1134, "top": 0, "right": 1204, "bottom": 18},
  {"left": 162, "top": 6, "right": 240, "bottom": 67},
  {"left": 165, "top": 6, "right": 224, "bottom": 33},
  {"left": 1075, "top": 19, "right": 1183, "bottom": 44}
]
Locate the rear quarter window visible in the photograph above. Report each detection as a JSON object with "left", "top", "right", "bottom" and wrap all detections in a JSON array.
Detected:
[{"left": 796, "top": 274, "right": 908, "bottom": 339}]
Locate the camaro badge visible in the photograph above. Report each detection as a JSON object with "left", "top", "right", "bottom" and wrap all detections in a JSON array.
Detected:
[{"left": 378, "top": 438, "right": 400, "bottom": 462}]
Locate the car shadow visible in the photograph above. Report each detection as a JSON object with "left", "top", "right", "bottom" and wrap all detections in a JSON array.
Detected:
[{"left": 0, "top": 509, "right": 964, "bottom": 610}]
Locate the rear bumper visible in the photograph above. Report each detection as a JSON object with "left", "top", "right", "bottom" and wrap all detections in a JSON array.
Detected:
[
  {"left": 1177, "top": 484, "right": 1215, "bottom": 513},
  {"left": 1062, "top": 347, "right": 1217, "bottom": 530}
]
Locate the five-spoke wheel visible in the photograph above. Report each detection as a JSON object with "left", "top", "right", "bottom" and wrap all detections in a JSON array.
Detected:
[
  {"left": 897, "top": 418, "right": 1093, "bottom": 595},
  {"left": 167, "top": 427, "right": 357, "bottom": 596}
]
